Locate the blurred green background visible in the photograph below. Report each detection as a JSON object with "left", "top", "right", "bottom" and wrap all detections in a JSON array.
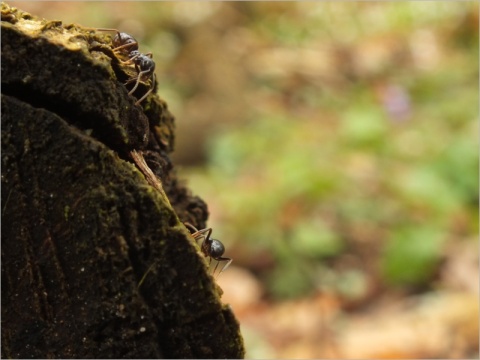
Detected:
[{"left": 15, "top": 2, "right": 478, "bottom": 357}]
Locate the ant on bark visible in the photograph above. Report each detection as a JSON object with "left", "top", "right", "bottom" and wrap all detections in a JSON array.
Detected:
[
  {"left": 97, "top": 28, "right": 156, "bottom": 105},
  {"left": 184, "top": 222, "right": 233, "bottom": 277}
]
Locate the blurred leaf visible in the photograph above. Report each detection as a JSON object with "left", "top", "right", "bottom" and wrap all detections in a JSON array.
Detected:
[
  {"left": 381, "top": 226, "right": 446, "bottom": 286},
  {"left": 432, "top": 133, "right": 479, "bottom": 204},
  {"left": 395, "top": 166, "right": 463, "bottom": 215},
  {"left": 340, "top": 106, "right": 388, "bottom": 148},
  {"left": 290, "top": 218, "right": 344, "bottom": 259},
  {"left": 266, "top": 262, "right": 313, "bottom": 299}
]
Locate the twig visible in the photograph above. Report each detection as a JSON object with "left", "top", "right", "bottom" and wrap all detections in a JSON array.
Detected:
[{"left": 129, "top": 149, "right": 172, "bottom": 208}]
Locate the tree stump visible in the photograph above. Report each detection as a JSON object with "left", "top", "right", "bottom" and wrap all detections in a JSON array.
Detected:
[{"left": 1, "top": 3, "right": 244, "bottom": 358}]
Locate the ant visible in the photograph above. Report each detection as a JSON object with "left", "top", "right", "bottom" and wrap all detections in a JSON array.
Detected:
[
  {"left": 184, "top": 222, "right": 232, "bottom": 277},
  {"left": 97, "top": 28, "right": 156, "bottom": 105},
  {"left": 123, "top": 50, "right": 156, "bottom": 105},
  {"left": 97, "top": 28, "right": 138, "bottom": 54}
]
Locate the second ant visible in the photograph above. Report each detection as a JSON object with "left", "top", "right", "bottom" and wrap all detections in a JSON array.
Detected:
[{"left": 97, "top": 28, "right": 156, "bottom": 106}]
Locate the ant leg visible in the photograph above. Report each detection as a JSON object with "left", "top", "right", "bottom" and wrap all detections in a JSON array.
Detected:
[
  {"left": 112, "top": 41, "right": 138, "bottom": 54},
  {"left": 184, "top": 223, "right": 212, "bottom": 246},
  {"left": 134, "top": 73, "right": 156, "bottom": 105},
  {"left": 191, "top": 227, "right": 212, "bottom": 243},
  {"left": 124, "top": 77, "right": 137, "bottom": 85},
  {"left": 127, "top": 69, "right": 150, "bottom": 95},
  {"left": 184, "top": 222, "right": 198, "bottom": 233},
  {"left": 121, "top": 52, "right": 141, "bottom": 66},
  {"left": 212, "top": 258, "right": 219, "bottom": 277},
  {"left": 209, "top": 257, "right": 233, "bottom": 279},
  {"left": 218, "top": 257, "right": 233, "bottom": 275}
]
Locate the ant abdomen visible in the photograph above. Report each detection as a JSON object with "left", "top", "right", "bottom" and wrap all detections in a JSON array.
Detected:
[
  {"left": 112, "top": 32, "right": 138, "bottom": 54},
  {"left": 184, "top": 222, "right": 233, "bottom": 277},
  {"left": 206, "top": 239, "right": 226, "bottom": 259}
]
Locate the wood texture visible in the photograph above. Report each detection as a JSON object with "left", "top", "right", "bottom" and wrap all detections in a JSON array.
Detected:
[{"left": 1, "top": 3, "right": 244, "bottom": 358}]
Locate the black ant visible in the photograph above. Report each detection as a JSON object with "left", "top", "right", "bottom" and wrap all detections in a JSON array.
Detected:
[
  {"left": 97, "top": 28, "right": 155, "bottom": 105},
  {"left": 97, "top": 28, "right": 138, "bottom": 54},
  {"left": 184, "top": 222, "right": 232, "bottom": 277},
  {"left": 123, "top": 50, "right": 156, "bottom": 105}
]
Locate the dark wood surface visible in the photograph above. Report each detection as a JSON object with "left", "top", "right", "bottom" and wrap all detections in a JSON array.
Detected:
[{"left": 1, "top": 3, "right": 244, "bottom": 358}]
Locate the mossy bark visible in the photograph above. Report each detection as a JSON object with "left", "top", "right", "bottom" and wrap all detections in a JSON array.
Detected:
[{"left": 1, "top": 3, "right": 244, "bottom": 358}]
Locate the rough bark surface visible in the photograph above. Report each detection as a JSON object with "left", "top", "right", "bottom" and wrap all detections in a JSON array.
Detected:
[{"left": 1, "top": 3, "right": 244, "bottom": 358}]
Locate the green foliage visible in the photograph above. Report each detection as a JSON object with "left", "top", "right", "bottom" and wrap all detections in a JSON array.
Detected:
[
  {"left": 179, "top": 2, "right": 478, "bottom": 300},
  {"left": 381, "top": 226, "right": 446, "bottom": 286},
  {"left": 340, "top": 105, "right": 388, "bottom": 148},
  {"left": 290, "top": 219, "right": 344, "bottom": 259},
  {"left": 200, "top": 85, "right": 477, "bottom": 298},
  {"left": 266, "top": 263, "right": 313, "bottom": 299}
]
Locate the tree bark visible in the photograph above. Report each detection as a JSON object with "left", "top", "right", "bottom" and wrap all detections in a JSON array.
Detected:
[{"left": 1, "top": 3, "right": 244, "bottom": 358}]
